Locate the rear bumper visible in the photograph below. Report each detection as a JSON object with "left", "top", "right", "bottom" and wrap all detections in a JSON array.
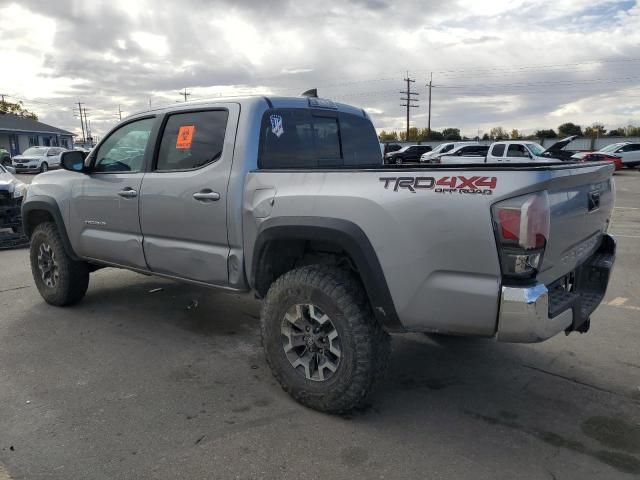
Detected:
[{"left": 496, "top": 234, "right": 615, "bottom": 343}]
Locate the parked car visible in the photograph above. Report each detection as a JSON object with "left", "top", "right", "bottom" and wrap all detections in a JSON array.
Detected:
[
  {"left": 12, "top": 146, "right": 68, "bottom": 173},
  {"left": 23, "top": 95, "right": 615, "bottom": 414},
  {"left": 0, "top": 163, "right": 28, "bottom": 247},
  {"left": 0, "top": 148, "right": 11, "bottom": 167},
  {"left": 571, "top": 152, "right": 623, "bottom": 171},
  {"left": 384, "top": 144, "right": 431, "bottom": 164},
  {"left": 596, "top": 142, "right": 640, "bottom": 168},
  {"left": 420, "top": 141, "right": 479, "bottom": 162},
  {"left": 483, "top": 136, "right": 577, "bottom": 163},
  {"left": 431, "top": 144, "right": 490, "bottom": 163},
  {"left": 382, "top": 143, "right": 402, "bottom": 157}
]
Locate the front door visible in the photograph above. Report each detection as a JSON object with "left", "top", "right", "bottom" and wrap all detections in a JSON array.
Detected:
[
  {"left": 139, "top": 105, "right": 239, "bottom": 285},
  {"left": 69, "top": 116, "right": 157, "bottom": 268}
]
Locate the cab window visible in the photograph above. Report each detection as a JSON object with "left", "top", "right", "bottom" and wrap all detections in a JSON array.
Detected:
[
  {"left": 93, "top": 118, "right": 154, "bottom": 173},
  {"left": 491, "top": 144, "right": 505, "bottom": 157},
  {"left": 156, "top": 110, "right": 229, "bottom": 171}
]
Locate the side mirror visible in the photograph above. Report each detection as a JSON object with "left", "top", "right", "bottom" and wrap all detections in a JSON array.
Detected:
[
  {"left": 60, "top": 151, "right": 87, "bottom": 173},
  {"left": 5, "top": 165, "right": 16, "bottom": 174}
]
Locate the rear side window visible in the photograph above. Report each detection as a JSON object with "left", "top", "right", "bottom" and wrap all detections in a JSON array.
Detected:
[
  {"left": 491, "top": 144, "right": 505, "bottom": 157},
  {"left": 156, "top": 110, "right": 228, "bottom": 171},
  {"left": 259, "top": 109, "right": 381, "bottom": 169}
]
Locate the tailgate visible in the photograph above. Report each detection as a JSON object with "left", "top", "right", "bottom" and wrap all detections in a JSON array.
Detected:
[{"left": 536, "top": 163, "right": 614, "bottom": 285}]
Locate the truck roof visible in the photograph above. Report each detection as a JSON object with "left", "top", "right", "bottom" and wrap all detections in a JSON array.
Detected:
[{"left": 127, "top": 95, "right": 368, "bottom": 121}]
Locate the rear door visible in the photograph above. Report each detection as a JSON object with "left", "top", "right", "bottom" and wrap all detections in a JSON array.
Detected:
[{"left": 139, "top": 105, "right": 239, "bottom": 285}]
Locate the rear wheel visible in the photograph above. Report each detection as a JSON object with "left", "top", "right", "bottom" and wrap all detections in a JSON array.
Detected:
[
  {"left": 30, "top": 222, "right": 89, "bottom": 306},
  {"left": 261, "top": 265, "right": 390, "bottom": 413},
  {"left": 40, "top": 162, "right": 49, "bottom": 173}
]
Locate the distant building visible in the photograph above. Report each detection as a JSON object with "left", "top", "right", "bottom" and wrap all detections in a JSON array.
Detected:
[{"left": 0, "top": 113, "right": 75, "bottom": 156}]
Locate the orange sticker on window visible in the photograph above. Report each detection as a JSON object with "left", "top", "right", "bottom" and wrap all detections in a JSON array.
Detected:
[{"left": 176, "top": 125, "right": 195, "bottom": 149}]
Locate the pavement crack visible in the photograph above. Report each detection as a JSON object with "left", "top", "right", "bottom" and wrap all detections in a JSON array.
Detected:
[
  {"left": 0, "top": 285, "right": 30, "bottom": 293},
  {"left": 520, "top": 364, "right": 636, "bottom": 402}
]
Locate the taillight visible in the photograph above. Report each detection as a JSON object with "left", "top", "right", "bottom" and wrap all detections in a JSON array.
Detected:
[{"left": 492, "top": 191, "right": 550, "bottom": 279}]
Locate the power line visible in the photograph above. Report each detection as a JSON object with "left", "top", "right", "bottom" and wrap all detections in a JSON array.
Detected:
[
  {"left": 400, "top": 72, "right": 419, "bottom": 140},
  {"left": 179, "top": 88, "right": 191, "bottom": 102}
]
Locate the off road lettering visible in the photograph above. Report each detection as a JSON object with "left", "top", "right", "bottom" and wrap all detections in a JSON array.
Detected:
[{"left": 381, "top": 176, "right": 497, "bottom": 194}]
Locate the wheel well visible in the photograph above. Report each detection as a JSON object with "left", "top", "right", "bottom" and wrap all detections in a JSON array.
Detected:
[
  {"left": 26, "top": 209, "right": 55, "bottom": 238},
  {"left": 254, "top": 238, "right": 357, "bottom": 298}
]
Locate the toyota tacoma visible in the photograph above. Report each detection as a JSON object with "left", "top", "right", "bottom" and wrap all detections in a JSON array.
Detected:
[{"left": 22, "top": 95, "right": 616, "bottom": 413}]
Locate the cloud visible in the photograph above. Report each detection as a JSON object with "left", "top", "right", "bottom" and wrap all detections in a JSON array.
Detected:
[{"left": 1, "top": 0, "right": 639, "bottom": 140}]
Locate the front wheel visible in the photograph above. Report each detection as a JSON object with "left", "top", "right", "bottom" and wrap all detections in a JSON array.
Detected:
[
  {"left": 261, "top": 265, "right": 390, "bottom": 413},
  {"left": 40, "top": 162, "right": 48, "bottom": 173},
  {"left": 30, "top": 222, "right": 89, "bottom": 306}
]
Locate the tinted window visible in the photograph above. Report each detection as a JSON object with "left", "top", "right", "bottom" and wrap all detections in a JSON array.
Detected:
[
  {"left": 156, "top": 110, "right": 228, "bottom": 171},
  {"left": 340, "top": 113, "right": 383, "bottom": 166},
  {"left": 260, "top": 109, "right": 381, "bottom": 169},
  {"left": 507, "top": 144, "right": 528, "bottom": 157},
  {"left": 491, "top": 144, "right": 505, "bottom": 157},
  {"left": 441, "top": 144, "right": 454, "bottom": 153},
  {"left": 94, "top": 118, "right": 154, "bottom": 173},
  {"left": 417, "top": 146, "right": 431, "bottom": 153}
]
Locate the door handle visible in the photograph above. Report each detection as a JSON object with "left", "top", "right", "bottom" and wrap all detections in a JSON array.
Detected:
[
  {"left": 193, "top": 190, "right": 220, "bottom": 202},
  {"left": 117, "top": 188, "right": 138, "bottom": 198}
]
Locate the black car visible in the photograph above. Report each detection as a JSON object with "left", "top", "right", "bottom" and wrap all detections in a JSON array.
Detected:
[
  {"left": 382, "top": 143, "right": 402, "bottom": 156},
  {"left": 385, "top": 145, "right": 432, "bottom": 164}
]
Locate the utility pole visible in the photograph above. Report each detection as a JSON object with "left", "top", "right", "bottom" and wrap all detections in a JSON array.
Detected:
[
  {"left": 180, "top": 88, "right": 191, "bottom": 102},
  {"left": 427, "top": 72, "right": 433, "bottom": 134},
  {"left": 118, "top": 104, "right": 122, "bottom": 121},
  {"left": 400, "top": 72, "right": 419, "bottom": 141},
  {"left": 149, "top": 98, "right": 152, "bottom": 110},
  {"left": 82, "top": 107, "right": 90, "bottom": 145},
  {"left": 75, "top": 102, "right": 86, "bottom": 144}
]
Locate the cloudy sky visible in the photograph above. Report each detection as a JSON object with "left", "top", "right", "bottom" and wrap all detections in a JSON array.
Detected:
[{"left": 1, "top": 0, "right": 639, "bottom": 140}]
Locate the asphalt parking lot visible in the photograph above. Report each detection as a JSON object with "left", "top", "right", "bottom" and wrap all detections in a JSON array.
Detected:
[{"left": 1, "top": 171, "right": 639, "bottom": 480}]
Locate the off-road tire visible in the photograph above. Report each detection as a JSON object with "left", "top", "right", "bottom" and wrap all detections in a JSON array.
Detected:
[
  {"left": 30, "top": 222, "right": 89, "bottom": 306},
  {"left": 261, "top": 265, "right": 391, "bottom": 413}
]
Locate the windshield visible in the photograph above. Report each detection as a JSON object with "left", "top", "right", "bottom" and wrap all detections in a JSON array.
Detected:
[
  {"left": 526, "top": 143, "right": 545, "bottom": 156},
  {"left": 22, "top": 147, "right": 48, "bottom": 156},
  {"left": 599, "top": 143, "right": 623, "bottom": 153}
]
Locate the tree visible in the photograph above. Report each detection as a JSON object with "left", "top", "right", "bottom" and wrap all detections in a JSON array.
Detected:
[
  {"left": 557, "top": 122, "right": 582, "bottom": 136},
  {"left": 584, "top": 123, "right": 606, "bottom": 138},
  {"left": 482, "top": 133, "right": 490, "bottom": 141},
  {"left": 624, "top": 125, "right": 640, "bottom": 137},
  {"left": 535, "top": 129, "right": 557, "bottom": 139},
  {"left": 442, "top": 128, "right": 461, "bottom": 140},
  {"left": 378, "top": 130, "right": 398, "bottom": 142},
  {"left": 399, "top": 127, "right": 420, "bottom": 142},
  {"left": 510, "top": 129, "right": 521, "bottom": 140},
  {"left": 489, "top": 126, "right": 508, "bottom": 140},
  {"left": 607, "top": 128, "right": 624, "bottom": 137},
  {"left": 0, "top": 99, "right": 38, "bottom": 120}
]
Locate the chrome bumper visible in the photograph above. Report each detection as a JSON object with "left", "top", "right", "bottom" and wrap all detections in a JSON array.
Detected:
[
  {"left": 496, "top": 234, "right": 615, "bottom": 343},
  {"left": 496, "top": 284, "right": 573, "bottom": 343}
]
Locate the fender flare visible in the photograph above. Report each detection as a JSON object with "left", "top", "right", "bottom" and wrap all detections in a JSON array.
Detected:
[
  {"left": 22, "top": 196, "right": 79, "bottom": 260},
  {"left": 251, "top": 217, "right": 404, "bottom": 332}
]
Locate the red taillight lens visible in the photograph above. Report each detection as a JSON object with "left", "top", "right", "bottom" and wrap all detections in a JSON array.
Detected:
[
  {"left": 492, "top": 191, "right": 550, "bottom": 279},
  {"left": 498, "top": 209, "right": 520, "bottom": 241}
]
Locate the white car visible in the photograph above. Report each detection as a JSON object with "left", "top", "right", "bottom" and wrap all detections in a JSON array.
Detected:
[
  {"left": 485, "top": 136, "right": 577, "bottom": 163},
  {"left": 596, "top": 142, "right": 640, "bottom": 168},
  {"left": 12, "top": 146, "right": 67, "bottom": 173},
  {"left": 420, "top": 142, "right": 479, "bottom": 163}
]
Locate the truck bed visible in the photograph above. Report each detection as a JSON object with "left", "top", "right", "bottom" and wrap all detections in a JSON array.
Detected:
[{"left": 245, "top": 161, "right": 614, "bottom": 335}]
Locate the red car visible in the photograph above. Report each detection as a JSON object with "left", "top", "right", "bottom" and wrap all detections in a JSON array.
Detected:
[{"left": 571, "top": 152, "right": 623, "bottom": 171}]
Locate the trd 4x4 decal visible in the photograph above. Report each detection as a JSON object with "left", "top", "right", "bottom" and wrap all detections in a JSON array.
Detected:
[{"left": 380, "top": 176, "right": 497, "bottom": 195}]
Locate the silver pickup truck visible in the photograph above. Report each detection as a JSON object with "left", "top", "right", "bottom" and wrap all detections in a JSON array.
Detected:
[{"left": 22, "top": 96, "right": 616, "bottom": 413}]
